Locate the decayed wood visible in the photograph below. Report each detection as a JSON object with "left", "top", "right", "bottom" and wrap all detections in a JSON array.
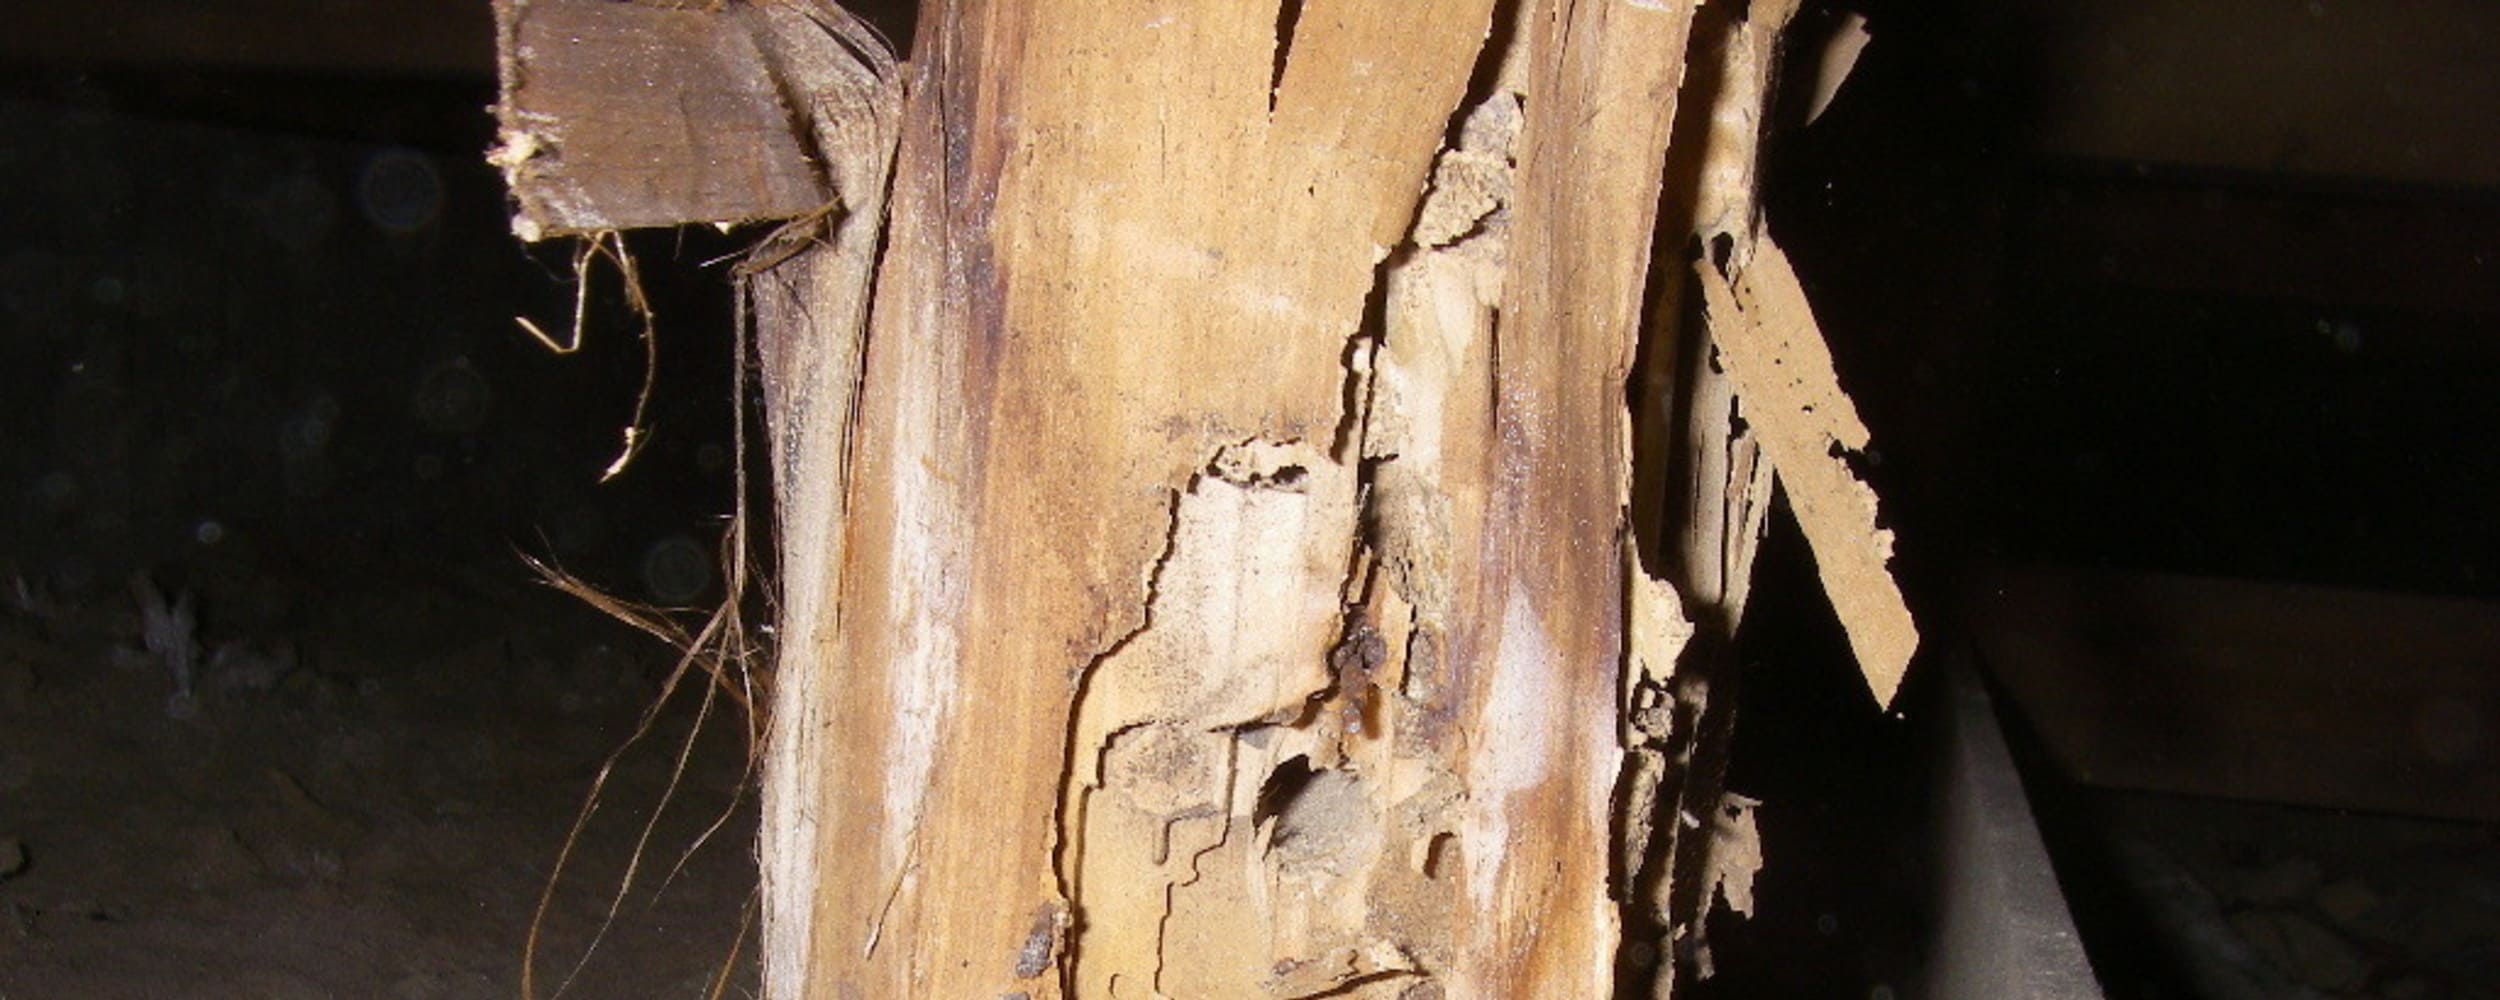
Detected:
[
  {"left": 1634, "top": 0, "right": 1795, "bottom": 633},
  {"left": 1617, "top": 4, "right": 1799, "bottom": 991},
  {"left": 1610, "top": 3, "right": 1916, "bottom": 987},
  {"left": 1629, "top": 0, "right": 1914, "bottom": 708},
  {"left": 1353, "top": 0, "right": 1708, "bottom": 991},
  {"left": 765, "top": 0, "right": 1719, "bottom": 993},
  {"left": 1469, "top": 1, "right": 1699, "bottom": 992},
  {"left": 489, "top": 0, "right": 1918, "bottom": 995},
  {"left": 731, "top": 14, "right": 902, "bottom": 1000},
  {"left": 782, "top": 1, "right": 1510, "bottom": 995},
  {"left": 490, "top": 0, "right": 888, "bottom": 239},
  {"left": 1695, "top": 238, "right": 1918, "bottom": 706}
]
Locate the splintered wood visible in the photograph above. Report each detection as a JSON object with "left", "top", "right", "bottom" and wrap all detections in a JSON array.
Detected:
[
  {"left": 1634, "top": 0, "right": 1915, "bottom": 707},
  {"left": 490, "top": 0, "right": 1917, "bottom": 996},
  {"left": 1695, "top": 239, "right": 1919, "bottom": 706}
]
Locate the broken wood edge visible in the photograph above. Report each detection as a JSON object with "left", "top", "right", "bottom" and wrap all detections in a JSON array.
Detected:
[{"left": 488, "top": 0, "right": 897, "bottom": 242}]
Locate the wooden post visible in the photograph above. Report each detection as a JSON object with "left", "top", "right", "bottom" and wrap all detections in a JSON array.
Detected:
[{"left": 488, "top": 0, "right": 1914, "bottom": 995}]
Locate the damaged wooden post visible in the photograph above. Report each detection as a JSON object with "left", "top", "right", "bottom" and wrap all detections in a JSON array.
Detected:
[
  {"left": 1616, "top": 3, "right": 1918, "bottom": 985},
  {"left": 489, "top": 0, "right": 1914, "bottom": 995}
]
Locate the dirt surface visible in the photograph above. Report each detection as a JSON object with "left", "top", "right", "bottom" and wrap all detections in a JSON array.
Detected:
[{"left": 0, "top": 558, "right": 759, "bottom": 1000}]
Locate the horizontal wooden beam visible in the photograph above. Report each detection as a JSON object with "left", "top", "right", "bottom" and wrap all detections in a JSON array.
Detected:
[
  {"left": 1966, "top": 564, "right": 2500, "bottom": 824},
  {"left": 2012, "top": 171, "right": 2500, "bottom": 317},
  {"left": 2011, "top": 0, "right": 2500, "bottom": 191},
  {"left": 1, "top": 0, "right": 495, "bottom": 80}
]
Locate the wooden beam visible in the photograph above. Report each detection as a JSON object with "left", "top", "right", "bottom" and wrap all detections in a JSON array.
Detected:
[
  {"left": 2010, "top": 0, "right": 2500, "bottom": 191},
  {"left": 2013, "top": 172, "right": 2500, "bottom": 318},
  {"left": 746, "top": 0, "right": 1700, "bottom": 994},
  {"left": 488, "top": 0, "right": 871, "bottom": 239},
  {"left": 1967, "top": 564, "right": 2500, "bottom": 824}
]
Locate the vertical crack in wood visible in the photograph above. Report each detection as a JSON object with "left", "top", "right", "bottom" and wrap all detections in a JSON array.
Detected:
[
  {"left": 1051, "top": 486, "right": 1185, "bottom": 994},
  {"left": 1270, "top": 0, "right": 1308, "bottom": 115}
]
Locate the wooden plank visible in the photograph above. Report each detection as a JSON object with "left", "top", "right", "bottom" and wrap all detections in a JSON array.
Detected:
[
  {"left": 2011, "top": 0, "right": 2500, "bottom": 190},
  {"left": 1696, "top": 237, "right": 1918, "bottom": 707},
  {"left": 1967, "top": 564, "right": 2500, "bottom": 824},
  {"left": 490, "top": 0, "right": 888, "bottom": 239}
]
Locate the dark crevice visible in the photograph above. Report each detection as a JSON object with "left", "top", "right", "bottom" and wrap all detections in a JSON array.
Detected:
[
  {"left": 1329, "top": 239, "right": 1401, "bottom": 463},
  {"left": 1269, "top": 0, "right": 1306, "bottom": 114},
  {"left": 1444, "top": 0, "right": 1524, "bottom": 150},
  {"left": 1708, "top": 232, "right": 1738, "bottom": 273},
  {"left": 1253, "top": 754, "right": 1318, "bottom": 833},
  {"left": 1048, "top": 484, "right": 1189, "bottom": 995}
]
